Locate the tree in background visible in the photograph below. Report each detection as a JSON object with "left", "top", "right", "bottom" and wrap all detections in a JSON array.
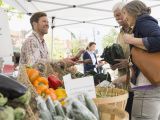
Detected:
[
  {"left": 0, "top": 0, "right": 2, "bottom": 6},
  {"left": 70, "top": 39, "right": 87, "bottom": 56},
  {"left": 0, "top": 0, "right": 23, "bottom": 20},
  {"left": 102, "top": 28, "right": 118, "bottom": 48}
]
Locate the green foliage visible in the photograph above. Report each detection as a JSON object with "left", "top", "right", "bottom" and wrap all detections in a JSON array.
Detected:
[
  {"left": 0, "top": 0, "right": 23, "bottom": 20},
  {"left": 45, "top": 33, "right": 87, "bottom": 59},
  {"left": 102, "top": 28, "right": 118, "bottom": 48},
  {"left": 45, "top": 35, "right": 66, "bottom": 59},
  {"left": 0, "top": 0, "right": 3, "bottom": 6},
  {"left": 70, "top": 39, "right": 85, "bottom": 56}
]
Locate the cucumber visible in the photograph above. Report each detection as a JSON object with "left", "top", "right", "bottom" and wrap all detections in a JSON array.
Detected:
[
  {"left": 77, "top": 94, "right": 86, "bottom": 106},
  {"left": 46, "top": 96, "right": 57, "bottom": 119},
  {"left": 53, "top": 116, "right": 71, "bottom": 120},
  {"left": 67, "top": 99, "right": 97, "bottom": 120},
  {"left": 54, "top": 101, "right": 65, "bottom": 118},
  {"left": 53, "top": 116, "right": 64, "bottom": 120},
  {"left": 36, "top": 96, "right": 52, "bottom": 120},
  {"left": 84, "top": 94, "right": 99, "bottom": 120}
]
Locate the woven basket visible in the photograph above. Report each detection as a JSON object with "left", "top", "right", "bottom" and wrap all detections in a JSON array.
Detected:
[
  {"left": 94, "top": 87, "right": 128, "bottom": 110},
  {"left": 17, "top": 65, "right": 39, "bottom": 120},
  {"left": 93, "top": 87, "right": 129, "bottom": 120},
  {"left": 98, "top": 104, "right": 129, "bottom": 120}
]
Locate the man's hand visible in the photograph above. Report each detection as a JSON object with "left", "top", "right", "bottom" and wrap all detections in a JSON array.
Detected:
[
  {"left": 63, "top": 58, "right": 76, "bottom": 67},
  {"left": 112, "top": 75, "right": 127, "bottom": 84},
  {"left": 110, "top": 59, "right": 128, "bottom": 70}
]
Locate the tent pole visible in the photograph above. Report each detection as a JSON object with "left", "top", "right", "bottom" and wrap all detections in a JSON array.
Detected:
[{"left": 51, "top": 17, "right": 55, "bottom": 59}]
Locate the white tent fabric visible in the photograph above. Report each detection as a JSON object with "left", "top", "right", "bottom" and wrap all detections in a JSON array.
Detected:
[
  {"left": 2, "top": 0, "right": 160, "bottom": 59},
  {"left": 3, "top": 0, "right": 160, "bottom": 28}
]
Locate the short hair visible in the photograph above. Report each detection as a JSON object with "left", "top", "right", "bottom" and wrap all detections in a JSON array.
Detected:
[
  {"left": 112, "top": 2, "right": 125, "bottom": 12},
  {"left": 30, "top": 12, "right": 47, "bottom": 30},
  {"left": 123, "top": 0, "right": 151, "bottom": 18}
]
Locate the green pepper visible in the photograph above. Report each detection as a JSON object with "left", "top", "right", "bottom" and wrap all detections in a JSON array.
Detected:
[
  {"left": 0, "top": 106, "right": 14, "bottom": 120},
  {"left": 0, "top": 93, "right": 8, "bottom": 106},
  {"left": 14, "top": 107, "right": 26, "bottom": 120}
]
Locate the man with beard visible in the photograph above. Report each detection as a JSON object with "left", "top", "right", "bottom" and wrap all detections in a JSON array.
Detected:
[{"left": 20, "top": 12, "right": 49, "bottom": 65}]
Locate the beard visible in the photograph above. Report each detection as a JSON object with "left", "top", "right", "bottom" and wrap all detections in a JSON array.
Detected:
[{"left": 40, "top": 26, "right": 49, "bottom": 35}]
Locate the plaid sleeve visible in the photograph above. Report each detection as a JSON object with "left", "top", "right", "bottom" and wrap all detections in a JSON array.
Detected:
[{"left": 22, "top": 38, "right": 41, "bottom": 65}]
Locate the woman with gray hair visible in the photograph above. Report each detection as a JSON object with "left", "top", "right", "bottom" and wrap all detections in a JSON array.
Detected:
[{"left": 122, "top": 0, "right": 160, "bottom": 120}]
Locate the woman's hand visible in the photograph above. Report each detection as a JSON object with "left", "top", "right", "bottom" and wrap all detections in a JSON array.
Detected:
[
  {"left": 123, "top": 34, "right": 147, "bottom": 50},
  {"left": 123, "top": 34, "right": 135, "bottom": 44}
]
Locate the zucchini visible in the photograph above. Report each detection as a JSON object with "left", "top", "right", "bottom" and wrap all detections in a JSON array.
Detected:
[
  {"left": 77, "top": 94, "right": 86, "bottom": 106},
  {"left": 46, "top": 96, "right": 57, "bottom": 119},
  {"left": 54, "top": 101, "right": 66, "bottom": 118},
  {"left": 53, "top": 116, "right": 71, "bottom": 120},
  {"left": 53, "top": 116, "right": 64, "bottom": 120},
  {"left": 36, "top": 96, "right": 52, "bottom": 120},
  {"left": 84, "top": 94, "right": 99, "bottom": 120},
  {"left": 66, "top": 99, "right": 97, "bottom": 120}
]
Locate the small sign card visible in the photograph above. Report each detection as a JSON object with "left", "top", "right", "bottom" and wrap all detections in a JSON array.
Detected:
[{"left": 63, "top": 74, "right": 96, "bottom": 98}]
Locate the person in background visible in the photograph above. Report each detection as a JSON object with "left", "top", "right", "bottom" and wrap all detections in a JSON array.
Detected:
[
  {"left": 122, "top": 0, "right": 160, "bottom": 119},
  {"left": 112, "top": 2, "right": 133, "bottom": 119},
  {"left": 83, "top": 42, "right": 103, "bottom": 74},
  {"left": 20, "top": 12, "right": 49, "bottom": 65},
  {"left": 12, "top": 52, "right": 20, "bottom": 69}
]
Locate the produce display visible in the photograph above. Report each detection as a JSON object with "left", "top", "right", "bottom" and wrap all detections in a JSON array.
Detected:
[
  {"left": 26, "top": 67, "right": 67, "bottom": 102},
  {"left": 36, "top": 93, "right": 99, "bottom": 120},
  {"left": 48, "top": 75, "right": 63, "bottom": 89},
  {"left": 49, "top": 50, "right": 86, "bottom": 80},
  {"left": 0, "top": 47, "right": 129, "bottom": 120},
  {"left": 101, "top": 43, "right": 125, "bottom": 65},
  {"left": 0, "top": 86, "right": 30, "bottom": 120}
]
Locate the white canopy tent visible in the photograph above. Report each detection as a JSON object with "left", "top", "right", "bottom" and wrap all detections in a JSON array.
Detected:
[
  {"left": 3, "top": 0, "right": 160, "bottom": 28},
  {"left": 2, "top": 0, "right": 160, "bottom": 56}
]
